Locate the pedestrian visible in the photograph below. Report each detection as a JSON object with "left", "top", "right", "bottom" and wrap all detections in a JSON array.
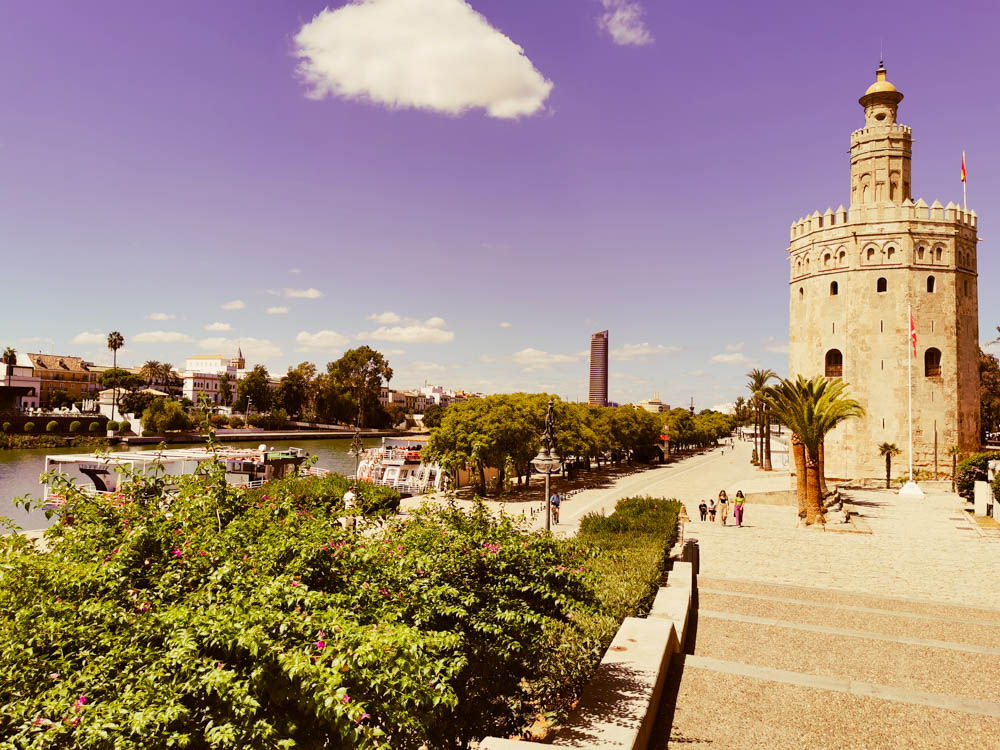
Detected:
[
  {"left": 718, "top": 490, "right": 729, "bottom": 525},
  {"left": 708, "top": 498, "right": 717, "bottom": 522},
  {"left": 698, "top": 499, "right": 708, "bottom": 521},
  {"left": 550, "top": 492, "right": 561, "bottom": 524},
  {"left": 733, "top": 490, "right": 746, "bottom": 527}
]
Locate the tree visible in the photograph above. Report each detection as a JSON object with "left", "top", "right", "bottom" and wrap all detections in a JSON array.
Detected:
[
  {"left": 274, "top": 368, "right": 309, "bottom": 418},
  {"left": 747, "top": 369, "right": 777, "bottom": 470},
  {"left": 97, "top": 368, "right": 145, "bottom": 392},
  {"left": 326, "top": 347, "right": 393, "bottom": 428},
  {"left": 140, "top": 360, "right": 162, "bottom": 388},
  {"left": 422, "top": 402, "right": 446, "bottom": 429},
  {"left": 141, "top": 398, "right": 194, "bottom": 433},
  {"left": 218, "top": 372, "right": 233, "bottom": 406},
  {"left": 236, "top": 365, "right": 271, "bottom": 414},
  {"left": 878, "top": 442, "right": 901, "bottom": 489},
  {"left": 2, "top": 346, "right": 15, "bottom": 377},
  {"left": 979, "top": 347, "right": 1000, "bottom": 439},
  {"left": 765, "top": 376, "right": 864, "bottom": 524},
  {"left": 47, "top": 389, "right": 75, "bottom": 409},
  {"left": 120, "top": 389, "right": 160, "bottom": 418},
  {"left": 107, "top": 331, "right": 124, "bottom": 422}
]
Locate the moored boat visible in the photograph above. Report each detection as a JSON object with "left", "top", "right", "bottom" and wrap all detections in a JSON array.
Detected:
[{"left": 355, "top": 437, "right": 444, "bottom": 497}]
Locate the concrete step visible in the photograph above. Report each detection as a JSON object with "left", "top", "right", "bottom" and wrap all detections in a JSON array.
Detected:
[
  {"left": 648, "top": 657, "right": 1000, "bottom": 749},
  {"left": 698, "top": 589, "right": 1000, "bottom": 649},
  {"left": 691, "top": 615, "right": 1000, "bottom": 701},
  {"left": 699, "top": 575, "right": 1000, "bottom": 624}
]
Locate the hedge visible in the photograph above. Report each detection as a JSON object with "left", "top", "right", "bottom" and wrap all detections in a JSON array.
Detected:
[
  {"left": 1, "top": 422, "right": 9, "bottom": 433},
  {"left": 88, "top": 421, "right": 102, "bottom": 433},
  {"left": 23, "top": 422, "right": 34, "bottom": 433},
  {"left": 69, "top": 420, "right": 82, "bottom": 433},
  {"left": 119, "top": 421, "right": 132, "bottom": 434},
  {"left": 45, "top": 420, "right": 59, "bottom": 433},
  {"left": 106, "top": 421, "right": 120, "bottom": 432},
  {"left": 955, "top": 452, "right": 999, "bottom": 500}
]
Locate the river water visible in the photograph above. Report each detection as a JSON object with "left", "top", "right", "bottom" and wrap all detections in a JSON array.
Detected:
[{"left": 0, "top": 437, "right": 381, "bottom": 531}]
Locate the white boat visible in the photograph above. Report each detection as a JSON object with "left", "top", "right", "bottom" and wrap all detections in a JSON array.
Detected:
[
  {"left": 356, "top": 437, "right": 444, "bottom": 497},
  {"left": 42, "top": 445, "right": 326, "bottom": 506}
]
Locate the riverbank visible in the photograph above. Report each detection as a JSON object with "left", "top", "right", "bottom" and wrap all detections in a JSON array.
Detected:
[
  {"left": 0, "top": 435, "right": 110, "bottom": 450},
  {"left": 120, "top": 428, "right": 424, "bottom": 445}
]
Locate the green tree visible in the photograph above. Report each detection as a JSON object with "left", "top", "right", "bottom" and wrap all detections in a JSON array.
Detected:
[
  {"left": 139, "top": 360, "right": 162, "bottom": 387},
  {"left": 878, "top": 442, "right": 901, "bottom": 489},
  {"left": 141, "top": 398, "right": 194, "bottom": 433},
  {"left": 979, "top": 346, "right": 1000, "bottom": 438},
  {"left": 97, "top": 368, "right": 145, "bottom": 392},
  {"left": 218, "top": 372, "right": 233, "bottom": 406},
  {"left": 274, "top": 368, "right": 309, "bottom": 418},
  {"left": 421, "top": 402, "right": 446, "bottom": 429},
  {"left": 107, "top": 331, "right": 124, "bottom": 422},
  {"left": 747, "top": 368, "right": 777, "bottom": 471},
  {"left": 326, "top": 347, "right": 393, "bottom": 428},
  {"left": 2, "top": 347, "right": 15, "bottom": 377},
  {"left": 236, "top": 365, "right": 271, "bottom": 414},
  {"left": 765, "top": 376, "right": 864, "bottom": 524},
  {"left": 120, "top": 390, "right": 159, "bottom": 418},
  {"left": 47, "top": 389, "right": 74, "bottom": 410}
]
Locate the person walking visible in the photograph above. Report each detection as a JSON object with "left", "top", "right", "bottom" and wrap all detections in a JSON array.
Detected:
[
  {"left": 708, "top": 498, "right": 717, "bottom": 522},
  {"left": 717, "top": 490, "right": 729, "bottom": 525},
  {"left": 733, "top": 490, "right": 746, "bottom": 527},
  {"left": 698, "top": 499, "right": 708, "bottom": 521},
  {"left": 550, "top": 492, "right": 561, "bottom": 524}
]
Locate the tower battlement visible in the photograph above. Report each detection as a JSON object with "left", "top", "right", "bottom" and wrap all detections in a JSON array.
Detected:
[
  {"left": 850, "top": 123, "right": 912, "bottom": 141},
  {"left": 790, "top": 199, "right": 977, "bottom": 241}
]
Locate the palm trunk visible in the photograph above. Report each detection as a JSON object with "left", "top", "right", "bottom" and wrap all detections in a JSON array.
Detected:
[
  {"left": 818, "top": 441, "right": 829, "bottom": 497},
  {"left": 804, "top": 449, "right": 825, "bottom": 525},
  {"left": 762, "top": 405, "right": 773, "bottom": 471},
  {"left": 791, "top": 433, "right": 807, "bottom": 519},
  {"left": 112, "top": 351, "right": 118, "bottom": 423},
  {"left": 885, "top": 455, "right": 891, "bottom": 489},
  {"left": 752, "top": 404, "right": 760, "bottom": 465},
  {"left": 951, "top": 455, "right": 957, "bottom": 492}
]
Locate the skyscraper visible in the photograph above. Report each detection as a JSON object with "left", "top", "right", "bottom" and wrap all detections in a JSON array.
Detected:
[{"left": 589, "top": 330, "right": 609, "bottom": 407}]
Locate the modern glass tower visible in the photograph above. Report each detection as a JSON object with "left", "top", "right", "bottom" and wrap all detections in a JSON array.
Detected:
[{"left": 589, "top": 330, "right": 609, "bottom": 406}]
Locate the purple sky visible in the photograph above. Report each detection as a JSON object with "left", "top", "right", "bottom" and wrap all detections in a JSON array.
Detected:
[{"left": 2, "top": 0, "right": 997, "bottom": 409}]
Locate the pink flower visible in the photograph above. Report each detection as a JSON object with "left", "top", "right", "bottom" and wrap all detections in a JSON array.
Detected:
[
  {"left": 172, "top": 548, "right": 182, "bottom": 558},
  {"left": 73, "top": 695, "right": 87, "bottom": 712},
  {"left": 341, "top": 694, "right": 351, "bottom": 704},
  {"left": 49, "top": 673, "right": 59, "bottom": 680},
  {"left": 356, "top": 712, "right": 370, "bottom": 723},
  {"left": 291, "top": 581, "right": 299, "bottom": 587},
  {"left": 316, "top": 640, "right": 326, "bottom": 650}
]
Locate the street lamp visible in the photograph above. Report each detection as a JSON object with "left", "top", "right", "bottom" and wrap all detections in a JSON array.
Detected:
[
  {"left": 531, "top": 399, "right": 560, "bottom": 531},
  {"left": 349, "top": 426, "right": 365, "bottom": 496}
]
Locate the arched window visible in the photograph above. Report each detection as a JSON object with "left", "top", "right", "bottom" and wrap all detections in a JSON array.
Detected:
[
  {"left": 887, "top": 246, "right": 896, "bottom": 261},
  {"left": 830, "top": 281, "right": 839, "bottom": 296},
  {"left": 823, "top": 253, "right": 831, "bottom": 267},
  {"left": 838, "top": 250, "right": 847, "bottom": 266},
  {"left": 917, "top": 246, "right": 925, "bottom": 261},
  {"left": 924, "top": 348, "right": 942, "bottom": 377},
  {"left": 877, "top": 277, "right": 887, "bottom": 293},
  {"left": 799, "top": 287, "right": 804, "bottom": 299},
  {"left": 825, "top": 349, "right": 843, "bottom": 378},
  {"left": 867, "top": 248, "right": 876, "bottom": 262},
  {"left": 927, "top": 276, "right": 935, "bottom": 293},
  {"left": 935, "top": 247, "right": 943, "bottom": 262}
]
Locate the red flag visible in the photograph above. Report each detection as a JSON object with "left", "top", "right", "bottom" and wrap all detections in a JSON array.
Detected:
[
  {"left": 961, "top": 151, "right": 967, "bottom": 182},
  {"left": 909, "top": 309, "right": 917, "bottom": 357}
]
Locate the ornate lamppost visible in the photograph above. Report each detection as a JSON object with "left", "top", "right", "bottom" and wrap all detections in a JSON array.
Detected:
[
  {"left": 349, "top": 425, "right": 364, "bottom": 489},
  {"left": 531, "top": 399, "right": 560, "bottom": 531}
]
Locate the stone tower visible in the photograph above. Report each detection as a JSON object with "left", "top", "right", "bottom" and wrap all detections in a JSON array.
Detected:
[{"left": 787, "top": 63, "right": 980, "bottom": 480}]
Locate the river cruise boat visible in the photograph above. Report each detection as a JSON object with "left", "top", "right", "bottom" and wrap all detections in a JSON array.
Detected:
[
  {"left": 42, "top": 445, "right": 324, "bottom": 506},
  {"left": 355, "top": 437, "right": 444, "bottom": 497}
]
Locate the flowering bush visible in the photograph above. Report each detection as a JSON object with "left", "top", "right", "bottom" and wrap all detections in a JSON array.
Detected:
[{"left": 0, "top": 460, "right": 591, "bottom": 748}]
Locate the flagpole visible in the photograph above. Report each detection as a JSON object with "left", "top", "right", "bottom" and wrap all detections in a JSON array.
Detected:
[
  {"left": 962, "top": 150, "right": 967, "bottom": 211},
  {"left": 907, "top": 303, "right": 914, "bottom": 483}
]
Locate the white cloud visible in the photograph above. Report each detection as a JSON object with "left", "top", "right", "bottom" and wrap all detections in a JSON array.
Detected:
[
  {"left": 613, "top": 343, "right": 680, "bottom": 360},
  {"left": 480, "top": 354, "right": 499, "bottom": 363},
  {"left": 369, "top": 311, "right": 402, "bottom": 324},
  {"left": 424, "top": 316, "right": 446, "bottom": 329},
  {"left": 295, "top": 330, "right": 351, "bottom": 352},
  {"left": 499, "top": 321, "right": 512, "bottom": 328},
  {"left": 686, "top": 369, "right": 705, "bottom": 377},
  {"left": 725, "top": 342, "right": 745, "bottom": 352},
  {"left": 360, "top": 325, "right": 455, "bottom": 344},
  {"left": 711, "top": 352, "right": 752, "bottom": 365},
  {"left": 411, "top": 361, "right": 446, "bottom": 373},
  {"left": 712, "top": 402, "right": 736, "bottom": 414},
  {"left": 147, "top": 312, "right": 175, "bottom": 321},
  {"left": 134, "top": 331, "right": 193, "bottom": 344},
  {"left": 204, "top": 322, "right": 232, "bottom": 332},
  {"left": 283, "top": 287, "right": 323, "bottom": 299},
  {"left": 72, "top": 331, "right": 106, "bottom": 345},
  {"left": 598, "top": 0, "right": 653, "bottom": 46},
  {"left": 266, "top": 306, "right": 289, "bottom": 315},
  {"left": 288, "top": 267, "right": 302, "bottom": 275},
  {"left": 294, "top": 0, "right": 553, "bottom": 119},
  {"left": 764, "top": 337, "right": 790, "bottom": 354},
  {"left": 222, "top": 300, "right": 245, "bottom": 310},
  {"left": 382, "top": 348, "right": 406, "bottom": 356},
  {"left": 512, "top": 347, "right": 579, "bottom": 372},
  {"left": 200, "top": 337, "right": 281, "bottom": 359}
]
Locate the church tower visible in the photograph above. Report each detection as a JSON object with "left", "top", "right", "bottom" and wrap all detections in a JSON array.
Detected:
[{"left": 787, "top": 63, "right": 980, "bottom": 480}]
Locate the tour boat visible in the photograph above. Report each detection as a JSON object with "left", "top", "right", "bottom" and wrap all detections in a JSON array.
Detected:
[
  {"left": 355, "top": 437, "right": 444, "bottom": 497},
  {"left": 42, "top": 445, "right": 325, "bottom": 507}
]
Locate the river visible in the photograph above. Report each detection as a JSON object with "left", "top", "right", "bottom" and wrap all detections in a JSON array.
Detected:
[{"left": 0, "top": 437, "right": 381, "bottom": 531}]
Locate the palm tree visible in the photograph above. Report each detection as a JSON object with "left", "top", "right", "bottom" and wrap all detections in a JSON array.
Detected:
[
  {"left": 765, "top": 376, "right": 864, "bottom": 524},
  {"left": 878, "top": 443, "right": 901, "bottom": 489},
  {"left": 107, "top": 331, "right": 125, "bottom": 421},
  {"left": 158, "top": 362, "right": 175, "bottom": 393},
  {"left": 947, "top": 445, "right": 961, "bottom": 492},
  {"left": 2, "top": 347, "right": 16, "bottom": 377},
  {"left": 140, "top": 360, "right": 162, "bottom": 388},
  {"left": 747, "top": 369, "right": 777, "bottom": 470}
]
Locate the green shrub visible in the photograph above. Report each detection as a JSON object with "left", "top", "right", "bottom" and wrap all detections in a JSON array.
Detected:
[
  {"left": 228, "top": 415, "right": 245, "bottom": 428},
  {"left": 141, "top": 399, "right": 193, "bottom": 433},
  {"left": 23, "top": 422, "right": 35, "bottom": 433},
  {"left": 119, "top": 420, "right": 132, "bottom": 434},
  {"left": 1, "top": 422, "right": 10, "bottom": 433},
  {"left": 106, "top": 420, "right": 120, "bottom": 432},
  {"left": 209, "top": 414, "right": 229, "bottom": 428},
  {"left": 247, "top": 409, "right": 289, "bottom": 430},
  {"left": 45, "top": 420, "right": 59, "bottom": 433},
  {"left": 955, "top": 452, "right": 999, "bottom": 500},
  {"left": 69, "top": 420, "right": 82, "bottom": 433},
  {"left": 88, "top": 421, "right": 102, "bottom": 433}
]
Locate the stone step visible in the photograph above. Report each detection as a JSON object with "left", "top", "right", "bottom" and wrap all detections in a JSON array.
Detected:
[
  {"left": 698, "top": 589, "right": 1000, "bottom": 648},
  {"left": 691, "top": 614, "right": 1000, "bottom": 701},
  {"left": 699, "top": 575, "right": 1000, "bottom": 624},
  {"left": 648, "top": 656, "right": 1000, "bottom": 749}
]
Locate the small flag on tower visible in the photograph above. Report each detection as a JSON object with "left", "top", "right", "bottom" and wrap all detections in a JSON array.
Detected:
[
  {"left": 961, "top": 151, "right": 967, "bottom": 182},
  {"left": 909, "top": 309, "right": 917, "bottom": 357}
]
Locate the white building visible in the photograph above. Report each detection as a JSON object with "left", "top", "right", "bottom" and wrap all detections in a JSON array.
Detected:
[{"left": 0, "top": 353, "right": 41, "bottom": 410}]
